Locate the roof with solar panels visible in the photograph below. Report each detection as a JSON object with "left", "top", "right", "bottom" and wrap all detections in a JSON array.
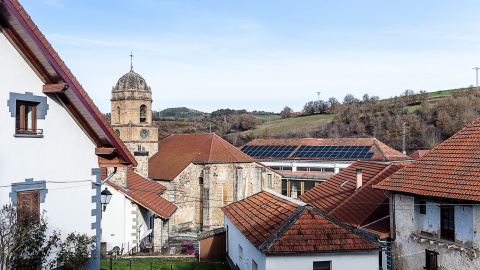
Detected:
[{"left": 241, "top": 138, "right": 412, "bottom": 162}]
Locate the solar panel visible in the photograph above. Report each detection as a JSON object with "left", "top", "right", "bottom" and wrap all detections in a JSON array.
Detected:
[
  {"left": 291, "top": 145, "right": 374, "bottom": 159},
  {"left": 241, "top": 145, "right": 298, "bottom": 158}
]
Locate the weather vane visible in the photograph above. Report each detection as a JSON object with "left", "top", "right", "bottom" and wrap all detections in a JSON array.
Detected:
[{"left": 129, "top": 51, "right": 134, "bottom": 71}]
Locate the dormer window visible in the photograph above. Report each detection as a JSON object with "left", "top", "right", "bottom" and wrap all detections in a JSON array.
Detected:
[
  {"left": 140, "top": 105, "right": 146, "bottom": 122},
  {"left": 139, "top": 80, "right": 144, "bottom": 85}
]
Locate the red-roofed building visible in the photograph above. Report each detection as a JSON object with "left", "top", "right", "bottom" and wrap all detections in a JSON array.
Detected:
[
  {"left": 101, "top": 167, "right": 177, "bottom": 253},
  {"left": 222, "top": 190, "right": 380, "bottom": 270},
  {"left": 148, "top": 133, "right": 282, "bottom": 232},
  {"left": 373, "top": 117, "right": 480, "bottom": 270},
  {"left": 301, "top": 160, "right": 405, "bottom": 270},
  {"left": 242, "top": 138, "right": 412, "bottom": 199}
]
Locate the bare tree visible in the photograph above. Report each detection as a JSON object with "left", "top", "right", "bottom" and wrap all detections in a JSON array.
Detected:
[{"left": 0, "top": 204, "right": 17, "bottom": 270}]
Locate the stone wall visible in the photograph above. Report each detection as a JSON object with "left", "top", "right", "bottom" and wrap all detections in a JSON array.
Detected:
[
  {"left": 392, "top": 193, "right": 480, "bottom": 269},
  {"left": 158, "top": 162, "right": 282, "bottom": 232}
]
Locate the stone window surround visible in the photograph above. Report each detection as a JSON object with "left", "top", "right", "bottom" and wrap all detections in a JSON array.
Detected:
[
  {"left": 7, "top": 92, "right": 49, "bottom": 138},
  {"left": 9, "top": 178, "right": 48, "bottom": 205}
]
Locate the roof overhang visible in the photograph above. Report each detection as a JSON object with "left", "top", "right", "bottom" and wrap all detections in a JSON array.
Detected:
[{"left": 0, "top": 0, "right": 136, "bottom": 167}]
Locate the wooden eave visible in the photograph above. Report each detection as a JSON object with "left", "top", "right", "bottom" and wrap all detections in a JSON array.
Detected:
[{"left": 0, "top": 0, "right": 136, "bottom": 167}]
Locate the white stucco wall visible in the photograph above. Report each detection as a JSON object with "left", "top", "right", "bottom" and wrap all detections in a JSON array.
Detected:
[
  {"left": 392, "top": 193, "right": 480, "bottom": 269},
  {"left": 260, "top": 160, "right": 352, "bottom": 174},
  {"left": 266, "top": 252, "right": 378, "bottom": 270},
  {"left": 0, "top": 30, "right": 98, "bottom": 256},
  {"left": 225, "top": 215, "right": 379, "bottom": 270},
  {"left": 102, "top": 187, "right": 152, "bottom": 253}
]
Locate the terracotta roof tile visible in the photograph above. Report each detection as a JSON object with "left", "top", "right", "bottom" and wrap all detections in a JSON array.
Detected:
[
  {"left": 149, "top": 133, "right": 254, "bottom": 180},
  {"left": 222, "top": 190, "right": 379, "bottom": 253},
  {"left": 245, "top": 138, "right": 410, "bottom": 162},
  {"left": 106, "top": 168, "right": 177, "bottom": 219},
  {"left": 301, "top": 161, "right": 403, "bottom": 237},
  {"left": 374, "top": 117, "right": 480, "bottom": 202}
]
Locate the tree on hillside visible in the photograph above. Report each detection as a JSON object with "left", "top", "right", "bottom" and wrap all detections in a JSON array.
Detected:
[
  {"left": 234, "top": 114, "right": 260, "bottom": 131},
  {"left": 281, "top": 106, "right": 293, "bottom": 119}
]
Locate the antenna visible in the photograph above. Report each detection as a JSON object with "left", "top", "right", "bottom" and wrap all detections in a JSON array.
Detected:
[
  {"left": 316, "top": 91, "right": 321, "bottom": 101},
  {"left": 473, "top": 67, "right": 480, "bottom": 89},
  {"left": 129, "top": 51, "right": 134, "bottom": 71}
]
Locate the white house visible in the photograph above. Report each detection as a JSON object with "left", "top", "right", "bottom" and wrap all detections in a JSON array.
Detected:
[
  {"left": 101, "top": 167, "right": 177, "bottom": 254},
  {"left": 0, "top": 1, "right": 136, "bottom": 269},
  {"left": 374, "top": 116, "right": 480, "bottom": 270},
  {"left": 222, "top": 190, "right": 381, "bottom": 270}
]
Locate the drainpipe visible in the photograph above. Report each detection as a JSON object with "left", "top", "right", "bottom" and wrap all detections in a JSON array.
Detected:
[{"left": 92, "top": 167, "right": 118, "bottom": 186}]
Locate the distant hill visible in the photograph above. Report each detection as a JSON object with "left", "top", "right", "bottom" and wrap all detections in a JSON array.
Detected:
[{"left": 156, "top": 107, "right": 206, "bottom": 119}]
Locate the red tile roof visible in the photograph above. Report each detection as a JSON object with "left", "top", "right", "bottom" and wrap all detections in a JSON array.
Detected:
[
  {"left": 245, "top": 138, "right": 411, "bottom": 162},
  {"left": 301, "top": 161, "right": 404, "bottom": 238},
  {"left": 149, "top": 133, "right": 255, "bottom": 180},
  {"left": 105, "top": 168, "right": 177, "bottom": 219},
  {"left": 222, "top": 190, "right": 379, "bottom": 253},
  {"left": 0, "top": 0, "right": 136, "bottom": 167},
  {"left": 374, "top": 117, "right": 480, "bottom": 202},
  {"left": 409, "top": 150, "right": 430, "bottom": 160}
]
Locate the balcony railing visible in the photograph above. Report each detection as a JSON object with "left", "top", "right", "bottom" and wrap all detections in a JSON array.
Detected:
[{"left": 16, "top": 128, "right": 43, "bottom": 135}]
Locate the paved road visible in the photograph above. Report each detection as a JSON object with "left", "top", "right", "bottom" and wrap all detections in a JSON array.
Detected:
[{"left": 168, "top": 232, "right": 199, "bottom": 256}]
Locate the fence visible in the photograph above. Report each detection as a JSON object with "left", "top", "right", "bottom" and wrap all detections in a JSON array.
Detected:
[{"left": 102, "top": 257, "right": 230, "bottom": 270}]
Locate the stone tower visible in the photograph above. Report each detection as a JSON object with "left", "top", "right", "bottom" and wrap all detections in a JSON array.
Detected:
[{"left": 110, "top": 68, "right": 158, "bottom": 178}]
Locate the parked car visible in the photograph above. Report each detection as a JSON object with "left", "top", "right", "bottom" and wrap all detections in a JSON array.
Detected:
[{"left": 182, "top": 242, "right": 195, "bottom": 255}]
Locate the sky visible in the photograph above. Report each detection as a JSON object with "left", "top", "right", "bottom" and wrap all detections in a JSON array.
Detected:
[{"left": 18, "top": 0, "right": 480, "bottom": 113}]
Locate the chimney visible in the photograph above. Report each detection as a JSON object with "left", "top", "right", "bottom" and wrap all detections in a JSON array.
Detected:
[{"left": 356, "top": 168, "right": 363, "bottom": 190}]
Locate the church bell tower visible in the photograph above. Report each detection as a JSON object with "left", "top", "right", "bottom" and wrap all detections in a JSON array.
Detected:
[{"left": 110, "top": 65, "right": 158, "bottom": 177}]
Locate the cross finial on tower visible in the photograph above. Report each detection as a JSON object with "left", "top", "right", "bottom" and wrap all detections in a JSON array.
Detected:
[{"left": 129, "top": 51, "right": 134, "bottom": 71}]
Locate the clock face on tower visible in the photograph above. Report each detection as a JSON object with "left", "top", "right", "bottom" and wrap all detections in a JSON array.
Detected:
[{"left": 140, "top": 129, "right": 148, "bottom": 139}]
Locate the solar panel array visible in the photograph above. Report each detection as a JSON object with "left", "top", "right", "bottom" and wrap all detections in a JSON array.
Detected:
[
  {"left": 241, "top": 145, "right": 298, "bottom": 158},
  {"left": 291, "top": 145, "right": 374, "bottom": 159}
]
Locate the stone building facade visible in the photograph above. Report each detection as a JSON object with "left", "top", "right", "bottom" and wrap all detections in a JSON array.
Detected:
[
  {"left": 149, "top": 133, "right": 283, "bottom": 232},
  {"left": 162, "top": 162, "right": 282, "bottom": 231}
]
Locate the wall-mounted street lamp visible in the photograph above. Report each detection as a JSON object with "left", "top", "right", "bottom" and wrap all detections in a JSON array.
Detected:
[{"left": 101, "top": 187, "right": 113, "bottom": 211}]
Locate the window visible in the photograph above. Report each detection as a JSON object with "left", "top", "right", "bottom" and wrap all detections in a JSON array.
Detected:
[
  {"left": 419, "top": 200, "right": 426, "bottom": 215},
  {"left": 304, "top": 181, "right": 316, "bottom": 193},
  {"left": 17, "top": 190, "right": 40, "bottom": 223},
  {"left": 267, "top": 174, "right": 272, "bottom": 187},
  {"left": 16, "top": 101, "right": 40, "bottom": 135},
  {"left": 290, "top": 181, "right": 301, "bottom": 199},
  {"left": 441, "top": 205, "right": 454, "bottom": 241},
  {"left": 425, "top": 250, "right": 438, "bottom": 270},
  {"left": 238, "top": 245, "right": 243, "bottom": 259},
  {"left": 252, "top": 259, "right": 258, "bottom": 270},
  {"left": 313, "top": 261, "right": 331, "bottom": 270},
  {"left": 282, "top": 180, "right": 288, "bottom": 196},
  {"left": 199, "top": 177, "right": 204, "bottom": 185},
  {"left": 140, "top": 105, "right": 147, "bottom": 122}
]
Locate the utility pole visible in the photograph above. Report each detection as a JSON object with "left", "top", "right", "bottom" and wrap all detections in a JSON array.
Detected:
[
  {"left": 474, "top": 67, "right": 480, "bottom": 89},
  {"left": 317, "top": 91, "right": 321, "bottom": 101},
  {"left": 402, "top": 122, "right": 406, "bottom": 155}
]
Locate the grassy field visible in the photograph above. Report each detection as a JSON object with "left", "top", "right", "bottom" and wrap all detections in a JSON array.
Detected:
[
  {"left": 252, "top": 114, "right": 333, "bottom": 136},
  {"left": 429, "top": 90, "right": 453, "bottom": 97},
  {"left": 408, "top": 105, "right": 422, "bottom": 112},
  {"left": 100, "top": 257, "right": 230, "bottom": 270},
  {"left": 255, "top": 114, "right": 282, "bottom": 121}
]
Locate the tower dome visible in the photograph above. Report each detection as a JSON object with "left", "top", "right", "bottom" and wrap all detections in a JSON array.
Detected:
[{"left": 114, "top": 69, "right": 150, "bottom": 92}]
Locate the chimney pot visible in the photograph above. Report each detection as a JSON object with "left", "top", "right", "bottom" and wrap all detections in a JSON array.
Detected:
[{"left": 356, "top": 168, "right": 363, "bottom": 190}]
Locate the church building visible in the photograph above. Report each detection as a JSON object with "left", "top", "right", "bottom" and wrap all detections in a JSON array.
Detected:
[{"left": 104, "top": 65, "right": 281, "bottom": 250}]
